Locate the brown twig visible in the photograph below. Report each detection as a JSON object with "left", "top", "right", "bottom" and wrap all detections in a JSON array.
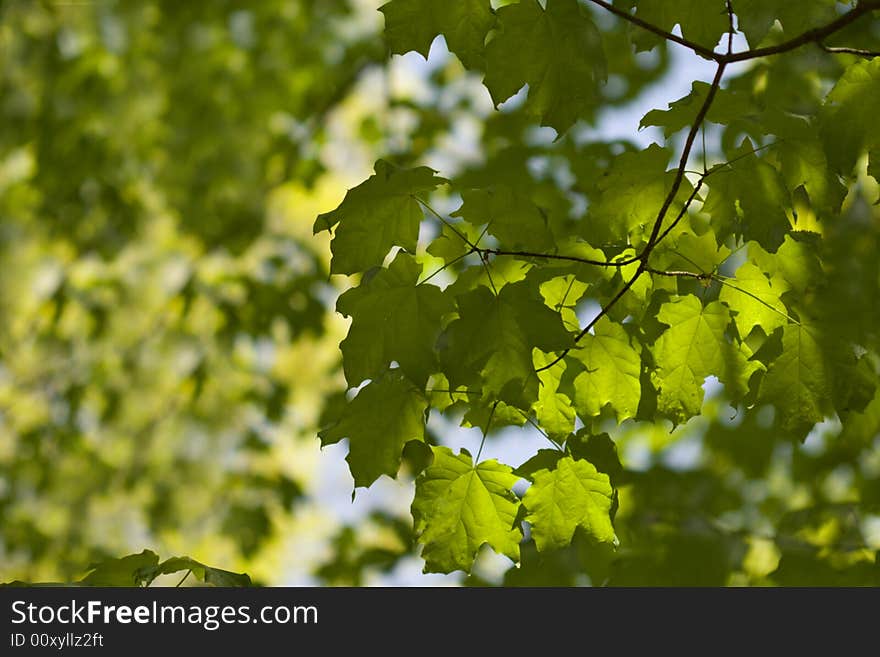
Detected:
[
  {"left": 585, "top": 0, "right": 719, "bottom": 60},
  {"left": 588, "top": 0, "right": 880, "bottom": 64}
]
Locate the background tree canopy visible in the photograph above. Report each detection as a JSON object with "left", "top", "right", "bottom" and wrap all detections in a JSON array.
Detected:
[{"left": 2, "top": 0, "right": 879, "bottom": 586}]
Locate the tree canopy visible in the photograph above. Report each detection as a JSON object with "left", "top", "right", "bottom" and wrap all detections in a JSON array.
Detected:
[{"left": 3, "top": 0, "right": 880, "bottom": 586}]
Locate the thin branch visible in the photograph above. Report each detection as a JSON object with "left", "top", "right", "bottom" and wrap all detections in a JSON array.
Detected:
[
  {"left": 647, "top": 268, "right": 802, "bottom": 326},
  {"left": 175, "top": 570, "right": 192, "bottom": 587},
  {"left": 725, "top": 0, "right": 736, "bottom": 55},
  {"left": 669, "top": 248, "right": 711, "bottom": 275},
  {"left": 415, "top": 197, "right": 479, "bottom": 250},
  {"left": 589, "top": 0, "right": 880, "bottom": 65},
  {"left": 419, "top": 248, "right": 474, "bottom": 285},
  {"left": 585, "top": 0, "right": 719, "bottom": 60},
  {"left": 520, "top": 412, "right": 565, "bottom": 452},
  {"left": 479, "top": 247, "right": 629, "bottom": 267},
  {"left": 654, "top": 140, "right": 780, "bottom": 247},
  {"left": 478, "top": 250, "right": 499, "bottom": 295},
  {"left": 424, "top": 388, "right": 482, "bottom": 395},
  {"left": 712, "top": 274, "right": 802, "bottom": 326},
  {"left": 818, "top": 41, "right": 880, "bottom": 58},
  {"left": 536, "top": 267, "right": 643, "bottom": 372},
  {"left": 555, "top": 272, "right": 583, "bottom": 332},
  {"left": 475, "top": 400, "right": 499, "bottom": 462},
  {"left": 710, "top": 139, "right": 780, "bottom": 171},
  {"left": 701, "top": 124, "right": 708, "bottom": 174},
  {"left": 723, "top": 1, "right": 880, "bottom": 63},
  {"left": 654, "top": 179, "right": 705, "bottom": 246},
  {"left": 641, "top": 61, "right": 727, "bottom": 260}
]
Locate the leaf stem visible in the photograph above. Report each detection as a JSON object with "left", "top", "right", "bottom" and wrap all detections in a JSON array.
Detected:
[
  {"left": 415, "top": 196, "right": 479, "bottom": 250},
  {"left": 475, "top": 401, "right": 499, "bottom": 462},
  {"left": 175, "top": 570, "right": 192, "bottom": 587},
  {"left": 419, "top": 248, "right": 474, "bottom": 285}
]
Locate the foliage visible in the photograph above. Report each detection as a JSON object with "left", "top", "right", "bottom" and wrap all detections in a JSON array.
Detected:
[
  {"left": 3, "top": 0, "right": 880, "bottom": 586},
  {"left": 316, "top": 0, "right": 880, "bottom": 584},
  {"left": 2, "top": 551, "right": 249, "bottom": 587},
  {"left": 0, "top": 0, "right": 388, "bottom": 584}
]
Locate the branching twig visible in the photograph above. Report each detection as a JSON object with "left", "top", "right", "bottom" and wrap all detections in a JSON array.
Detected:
[
  {"left": 519, "top": 411, "right": 565, "bottom": 452},
  {"left": 585, "top": 0, "right": 718, "bottom": 60},
  {"left": 475, "top": 400, "right": 499, "bottom": 462},
  {"left": 646, "top": 268, "right": 802, "bottom": 326},
  {"left": 655, "top": 139, "right": 781, "bottom": 244},
  {"left": 175, "top": 570, "right": 192, "bottom": 587},
  {"left": 419, "top": 248, "right": 475, "bottom": 285},
  {"left": 724, "top": 1, "right": 880, "bottom": 63},
  {"left": 589, "top": 0, "right": 880, "bottom": 64},
  {"left": 641, "top": 61, "right": 727, "bottom": 260},
  {"left": 536, "top": 267, "right": 643, "bottom": 372},
  {"left": 479, "top": 248, "right": 631, "bottom": 267},
  {"left": 416, "top": 197, "right": 479, "bottom": 251},
  {"left": 725, "top": 0, "right": 736, "bottom": 55},
  {"left": 420, "top": 1, "right": 880, "bottom": 377}
]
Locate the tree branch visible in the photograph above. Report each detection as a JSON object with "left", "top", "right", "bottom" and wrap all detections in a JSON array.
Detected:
[
  {"left": 725, "top": 0, "right": 735, "bottom": 55},
  {"left": 588, "top": 0, "right": 880, "bottom": 65},
  {"left": 536, "top": 266, "right": 643, "bottom": 372},
  {"left": 518, "top": 1, "right": 880, "bottom": 378},
  {"left": 654, "top": 140, "right": 780, "bottom": 245},
  {"left": 416, "top": 197, "right": 480, "bottom": 250},
  {"left": 585, "top": 0, "right": 719, "bottom": 60},
  {"left": 479, "top": 247, "right": 633, "bottom": 267},
  {"left": 723, "top": 0, "right": 880, "bottom": 63},
  {"left": 640, "top": 61, "right": 727, "bottom": 261},
  {"left": 654, "top": 180, "right": 705, "bottom": 246}
]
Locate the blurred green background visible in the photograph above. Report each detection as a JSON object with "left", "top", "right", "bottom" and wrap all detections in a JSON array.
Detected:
[
  {"left": 1, "top": 0, "right": 878, "bottom": 586},
  {"left": 0, "top": 0, "right": 395, "bottom": 584}
]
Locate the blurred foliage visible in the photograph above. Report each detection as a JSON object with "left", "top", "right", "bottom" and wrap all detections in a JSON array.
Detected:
[{"left": 2, "top": 0, "right": 879, "bottom": 586}]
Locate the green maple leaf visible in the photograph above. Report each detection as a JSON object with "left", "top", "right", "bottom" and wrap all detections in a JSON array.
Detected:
[
  {"left": 588, "top": 144, "right": 692, "bottom": 244},
  {"left": 748, "top": 236, "right": 821, "bottom": 296},
  {"left": 439, "top": 280, "right": 573, "bottom": 408},
  {"left": 522, "top": 456, "right": 615, "bottom": 552},
  {"left": 79, "top": 550, "right": 160, "bottom": 586},
  {"left": 452, "top": 186, "right": 556, "bottom": 251},
  {"left": 412, "top": 446, "right": 522, "bottom": 573},
  {"left": 651, "top": 295, "right": 756, "bottom": 424},
  {"left": 571, "top": 317, "right": 642, "bottom": 423},
  {"left": 702, "top": 140, "right": 792, "bottom": 251},
  {"left": 313, "top": 160, "right": 446, "bottom": 275},
  {"left": 379, "top": 0, "right": 495, "bottom": 69},
  {"left": 758, "top": 323, "right": 832, "bottom": 437},
  {"left": 319, "top": 370, "right": 428, "bottom": 488},
  {"left": 337, "top": 252, "right": 453, "bottom": 387},
  {"left": 735, "top": 0, "right": 839, "bottom": 47},
  {"left": 760, "top": 110, "right": 846, "bottom": 216},
  {"left": 426, "top": 221, "right": 484, "bottom": 263},
  {"left": 869, "top": 149, "right": 880, "bottom": 199},
  {"left": 539, "top": 274, "right": 591, "bottom": 332},
  {"left": 147, "top": 556, "right": 251, "bottom": 587},
  {"left": 483, "top": 0, "right": 606, "bottom": 134},
  {"left": 820, "top": 58, "right": 880, "bottom": 175},
  {"left": 719, "top": 261, "right": 790, "bottom": 338},
  {"left": 641, "top": 82, "right": 753, "bottom": 137},
  {"left": 533, "top": 350, "right": 576, "bottom": 438},
  {"left": 626, "top": 0, "right": 728, "bottom": 51},
  {"left": 651, "top": 223, "right": 730, "bottom": 275}
]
